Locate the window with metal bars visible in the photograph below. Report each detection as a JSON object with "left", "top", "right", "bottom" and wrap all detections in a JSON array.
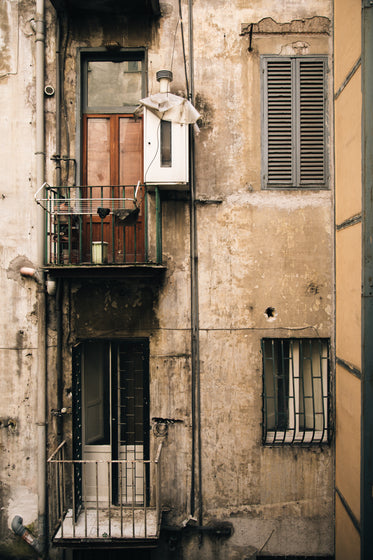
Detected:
[
  {"left": 262, "top": 338, "right": 330, "bottom": 444},
  {"left": 261, "top": 56, "right": 328, "bottom": 188}
]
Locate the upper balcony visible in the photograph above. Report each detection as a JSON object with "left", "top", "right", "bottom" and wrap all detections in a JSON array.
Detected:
[
  {"left": 49, "top": 0, "right": 161, "bottom": 17},
  {"left": 36, "top": 183, "right": 165, "bottom": 279}
]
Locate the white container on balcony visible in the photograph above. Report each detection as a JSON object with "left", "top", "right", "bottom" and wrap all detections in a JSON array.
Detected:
[{"left": 92, "top": 241, "right": 108, "bottom": 264}]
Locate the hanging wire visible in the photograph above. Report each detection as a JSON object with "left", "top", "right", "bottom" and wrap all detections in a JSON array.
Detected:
[
  {"left": 170, "top": 17, "right": 180, "bottom": 74},
  {"left": 61, "top": 13, "right": 71, "bottom": 187},
  {"left": 178, "top": 0, "right": 190, "bottom": 98}
]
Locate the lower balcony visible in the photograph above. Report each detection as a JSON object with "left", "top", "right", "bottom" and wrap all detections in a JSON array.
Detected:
[
  {"left": 48, "top": 441, "right": 163, "bottom": 548},
  {"left": 36, "top": 184, "right": 165, "bottom": 278}
]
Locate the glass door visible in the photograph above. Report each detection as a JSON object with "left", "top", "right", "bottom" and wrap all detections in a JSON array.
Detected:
[{"left": 80, "top": 340, "right": 149, "bottom": 505}]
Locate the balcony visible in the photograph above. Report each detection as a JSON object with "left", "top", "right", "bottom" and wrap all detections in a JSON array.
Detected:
[
  {"left": 49, "top": 0, "right": 161, "bottom": 17},
  {"left": 48, "top": 441, "right": 163, "bottom": 548},
  {"left": 36, "top": 183, "right": 165, "bottom": 278}
]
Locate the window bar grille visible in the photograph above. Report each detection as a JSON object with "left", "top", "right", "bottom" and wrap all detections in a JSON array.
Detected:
[
  {"left": 320, "top": 339, "right": 327, "bottom": 438},
  {"left": 68, "top": 213, "right": 72, "bottom": 264},
  {"left": 78, "top": 214, "right": 83, "bottom": 264},
  {"left": 289, "top": 339, "right": 297, "bottom": 444},
  {"left": 55, "top": 454, "right": 59, "bottom": 535},
  {"left": 83, "top": 463, "right": 88, "bottom": 538},
  {"left": 132, "top": 461, "right": 135, "bottom": 537},
  {"left": 156, "top": 444, "right": 162, "bottom": 527},
  {"left": 263, "top": 338, "right": 329, "bottom": 445},
  {"left": 144, "top": 463, "right": 147, "bottom": 538},
  {"left": 298, "top": 341, "right": 307, "bottom": 443},
  {"left": 72, "top": 464, "right": 76, "bottom": 538},
  {"left": 62, "top": 444, "right": 66, "bottom": 514},
  {"left": 89, "top": 186, "right": 93, "bottom": 263},
  {"left": 95, "top": 462, "right": 99, "bottom": 537},
  {"left": 270, "top": 340, "right": 279, "bottom": 441},
  {"left": 60, "top": 460, "right": 65, "bottom": 538},
  {"left": 107, "top": 461, "right": 111, "bottom": 537},
  {"left": 122, "top": 186, "right": 126, "bottom": 263},
  {"left": 120, "top": 462, "right": 123, "bottom": 537},
  {"left": 111, "top": 185, "right": 115, "bottom": 264},
  {"left": 100, "top": 186, "right": 104, "bottom": 259},
  {"left": 308, "top": 340, "right": 317, "bottom": 440},
  {"left": 280, "top": 340, "right": 288, "bottom": 444},
  {"left": 145, "top": 188, "right": 148, "bottom": 262},
  {"left": 134, "top": 186, "right": 137, "bottom": 262}
]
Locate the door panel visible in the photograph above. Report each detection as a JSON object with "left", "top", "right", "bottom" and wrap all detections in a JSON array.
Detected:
[
  {"left": 115, "top": 341, "right": 148, "bottom": 504},
  {"left": 80, "top": 341, "right": 149, "bottom": 505},
  {"left": 82, "top": 115, "right": 144, "bottom": 263}
]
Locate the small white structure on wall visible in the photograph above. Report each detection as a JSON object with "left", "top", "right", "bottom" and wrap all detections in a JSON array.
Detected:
[{"left": 140, "top": 70, "right": 200, "bottom": 188}]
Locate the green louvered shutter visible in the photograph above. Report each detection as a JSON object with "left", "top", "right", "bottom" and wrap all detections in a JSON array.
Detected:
[
  {"left": 264, "top": 58, "right": 294, "bottom": 186},
  {"left": 298, "top": 59, "right": 326, "bottom": 186}
]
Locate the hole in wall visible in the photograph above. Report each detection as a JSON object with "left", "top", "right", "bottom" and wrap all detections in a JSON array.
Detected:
[{"left": 264, "top": 307, "right": 277, "bottom": 321}]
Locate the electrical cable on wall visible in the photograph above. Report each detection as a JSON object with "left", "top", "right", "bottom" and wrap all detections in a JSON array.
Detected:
[
  {"left": 144, "top": 118, "right": 161, "bottom": 184},
  {"left": 170, "top": 15, "right": 180, "bottom": 74},
  {"left": 178, "top": 0, "right": 190, "bottom": 97}
]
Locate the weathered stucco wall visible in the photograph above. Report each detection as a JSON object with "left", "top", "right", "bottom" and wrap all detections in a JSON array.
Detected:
[
  {"left": 0, "top": 1, "right": 42, "bottom": 556},
  {"left": 0, "top": 0, "right": 334, "bottom": 558}
]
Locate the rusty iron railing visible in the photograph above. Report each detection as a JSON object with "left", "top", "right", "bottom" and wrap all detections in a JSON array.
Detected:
[
  {"left": 35, "top": 183, "right": 162, "bottom": 266},
  {"left": 48, "top": 441, "right": 163, "bottom": 543}
]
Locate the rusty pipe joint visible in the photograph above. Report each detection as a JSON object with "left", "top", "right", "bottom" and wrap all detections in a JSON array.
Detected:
[{"left": 11, "top": 516, "right": 43, "bottom": 555}]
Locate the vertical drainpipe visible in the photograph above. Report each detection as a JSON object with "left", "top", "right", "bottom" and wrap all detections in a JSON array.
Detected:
[
  {"left": 55, "top": 13, "right": 63, "bottom": 443},
  {"left": 35, "top": 0, "right": 47, "bottom": 555},
  {"left": 361, "top": 2, "right": 373, "bottom": 559},
  {"left": 188, "top": 0, "right": 202, "bottom": 528}
]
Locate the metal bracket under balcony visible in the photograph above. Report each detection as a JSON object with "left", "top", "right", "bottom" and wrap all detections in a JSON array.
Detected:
[
  {"left": 35, "top": 183, "right": 165, "bottom": 278},
  {"left": 49, "top": 0, "right": 161, "bottom": 17}
]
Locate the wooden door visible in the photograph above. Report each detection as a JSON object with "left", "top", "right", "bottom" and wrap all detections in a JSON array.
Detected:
[{"left": 82, "top": 115, "right": 144, "bottom": 263}]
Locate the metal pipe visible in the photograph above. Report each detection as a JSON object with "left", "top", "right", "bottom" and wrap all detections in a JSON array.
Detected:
[
  {"left": 11, "top": 516, "right": 43, "bottom": 557},
  {"left": 361, "top": 2, "right": 373, "bottom": 558},
  {"left": 56, "top": 278, "right": 63, "bottom": 441},
  {"left": 55, "top": 14, "right": 62, "bottom": 188},
  {"left": 35, "top": 0, "right": 47, "bottom": 555},
  {"left": 188, "top": 0, "right": 202, "bottom": 528}
]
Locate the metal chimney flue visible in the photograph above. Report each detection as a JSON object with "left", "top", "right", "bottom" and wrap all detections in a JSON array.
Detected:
[{"left": 156, "top": 70, "right": 173, "bottom": 93}]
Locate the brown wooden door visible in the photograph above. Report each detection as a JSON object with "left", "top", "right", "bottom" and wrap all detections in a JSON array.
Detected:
[{"left": 82, "top": 114, "right": 144, "bottom": 263}]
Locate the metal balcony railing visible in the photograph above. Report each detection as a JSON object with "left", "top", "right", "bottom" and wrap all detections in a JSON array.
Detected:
[
  {"left": 48, "top": 441, "right": 163, "bottom": 545},
  {"left": 35, "top": 184, "right": 162, "bottom": 266}
]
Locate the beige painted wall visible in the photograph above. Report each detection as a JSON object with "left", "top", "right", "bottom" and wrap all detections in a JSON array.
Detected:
[
  {"left": 335, "top": 70, "right": 362, "bottom": 225},
  {"left": 334, "top": 0, "right": 362, "bottom": 559},
  {"left": 335, "top": 364, "right": 361, "bottom": 521},
  {"left": 334, "top": 0, "right": 361, "bottom": 91},
  {"left": 336, "top": 495, "right": 361, "bottom": 560},
  {"left": 336, "top": 224, "right": 362, "bottom": 368}
]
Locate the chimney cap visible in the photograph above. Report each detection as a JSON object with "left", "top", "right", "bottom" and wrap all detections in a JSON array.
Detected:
[{"left": 156, "top": 69, "right": 173, "bottom": 83}]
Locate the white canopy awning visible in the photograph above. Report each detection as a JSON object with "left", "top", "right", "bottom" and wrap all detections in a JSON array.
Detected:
[{"left": 138, "top": 92, "right": 200, "bottom": 128}]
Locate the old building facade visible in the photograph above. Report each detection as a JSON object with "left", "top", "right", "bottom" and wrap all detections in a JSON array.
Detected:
[{"left": 0, "top": 1, "right": 335, "bottom": 559}]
